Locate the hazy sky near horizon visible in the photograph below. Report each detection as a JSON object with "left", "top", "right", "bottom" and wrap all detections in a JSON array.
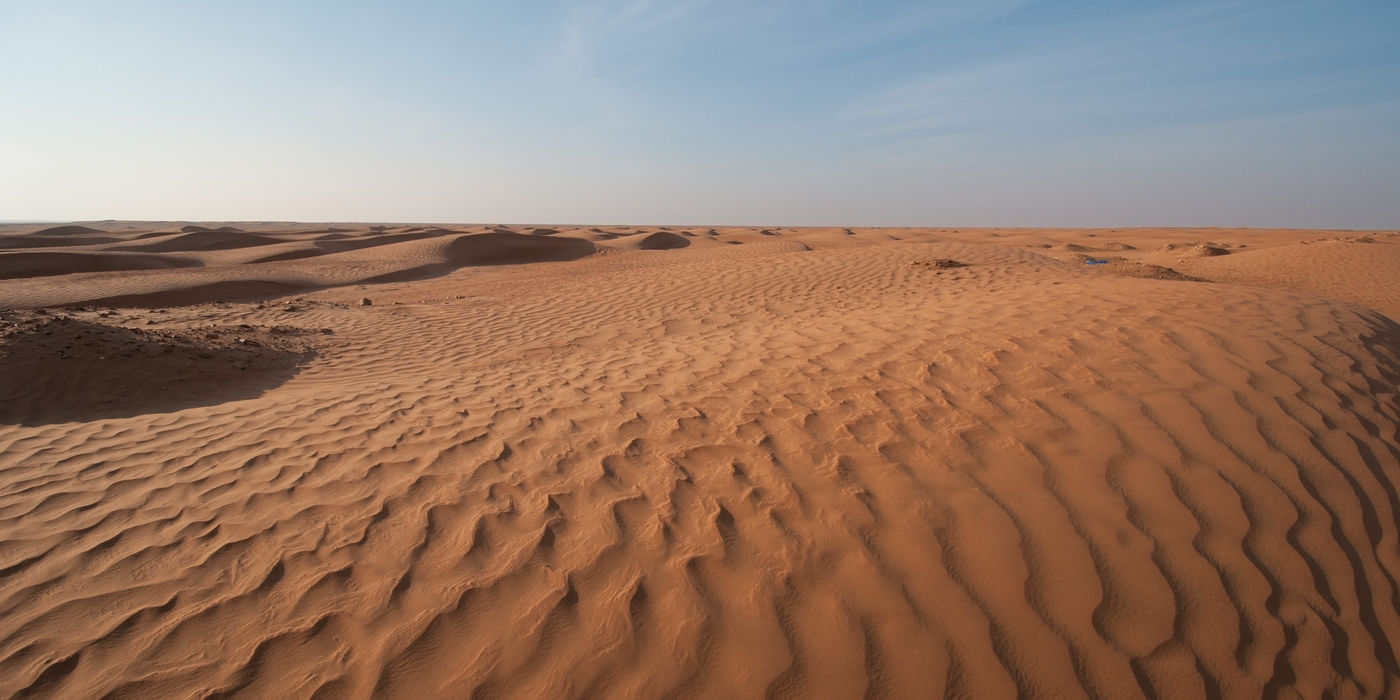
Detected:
[{"left": 3, "top": 1, "right": 1398, "bottom": 227}]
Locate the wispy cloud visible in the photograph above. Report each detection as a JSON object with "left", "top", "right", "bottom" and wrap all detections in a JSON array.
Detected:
[
  {"left": 833, "top": 1, "right": 1334, "bottom": 154},
  {"left": 775, "top": 0, "right": 1034, "bottom": 59},
  {"left": 539, "top": 0, "right": 1045, "bottom": 136},
  {"left": 535, "top": 0, "right": 735, "bottom": 132},
  {"left": 551, "top": 0, "right": 720, "bottom": 76}
]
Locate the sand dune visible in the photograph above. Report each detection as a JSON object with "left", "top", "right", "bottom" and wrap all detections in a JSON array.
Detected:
[
  {"left": 637, "top": 231, "right": 691, "bottom": 250},
  {"left": 1173, "top": 233, "right": 1400, "bottom": 320},
  {"left": 27, "top": 225, "right": 108, "bottom": 237},
  {"left": 0, "top": 228, "right": 593, "bottom": 308},
  {"left": 442, "top": 231, "right": 596, "bottom": 266},
  {"left": 1, "top": 224, "right": 1398, "bottom": 697},
  {"left": 0, "top": 236, "right": 121, "bottom": 251},
  {"left": 0, "top": 252, "right": 201, "bottom": 280},
  {"left": 113, "top": 230, "right": 286, "bottom": 253},
  {"left": 247, "top": 232, "right": 443, "bottom": 264},
  {"left": 0, "top": 313, "right": 319, "bottom": 425}
]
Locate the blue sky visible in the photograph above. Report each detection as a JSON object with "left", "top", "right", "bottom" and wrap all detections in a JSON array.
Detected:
[{"left": 2, "top": 1, "right": 1397, "bottom": 227}]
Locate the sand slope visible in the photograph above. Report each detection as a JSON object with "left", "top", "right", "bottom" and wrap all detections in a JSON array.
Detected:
[{"left": 1, "top": 224, "right": 1398, "bottom": 697}]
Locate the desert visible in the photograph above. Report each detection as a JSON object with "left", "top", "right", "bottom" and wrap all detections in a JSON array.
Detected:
[{"left": 1, "top": 222, "right": 1398, "bottom": 697}]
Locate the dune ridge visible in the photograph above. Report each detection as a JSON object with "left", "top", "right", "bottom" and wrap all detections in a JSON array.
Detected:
[
  {"left": 0, "top": 229, "right": 597, "bottom": 308},
  {"left": 0, "top": 224, "right": 1398, "bottom": 697}
]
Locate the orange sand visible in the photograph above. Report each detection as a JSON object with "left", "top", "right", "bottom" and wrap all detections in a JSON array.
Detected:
[{"left": 1, "top": 223, "right": 1398, "bottom": 697}]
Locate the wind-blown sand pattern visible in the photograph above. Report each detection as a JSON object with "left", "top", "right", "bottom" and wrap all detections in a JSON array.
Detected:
[{"left": 1, "top": 223, "right": 1398, "bottom": 697}]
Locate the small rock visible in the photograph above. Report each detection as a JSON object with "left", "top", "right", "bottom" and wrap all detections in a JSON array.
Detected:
[
  {"left": 359, "top": 297, "right": 373, "bottom": 306},
  {"left": 908, "top": 258, "right": 967, "bottom": 270}
]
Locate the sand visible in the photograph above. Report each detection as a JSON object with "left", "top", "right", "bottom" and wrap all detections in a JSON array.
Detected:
[{"left": 1, "top": 223, "right": 1398, "bottom": 697}]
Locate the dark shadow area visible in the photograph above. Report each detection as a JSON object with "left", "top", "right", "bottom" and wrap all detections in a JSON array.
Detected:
[
  {"left": 0, "top": 251, "right": 202, "bottom": 280},
  {"left": 113, "top": 230, "right": 281, "bottom": 253},
  {"left": 179, "top": 225, "right": 246, "bottom": 234},
  {"left": 443, "top": 231, "right": 596, "bottom": 265},
  {"left": 1357, "top": 311, "right": 1400, "bottom": 443},
  {"left": 72, "top": 280, "right": 312, "bottom": 308},
  {"left": 0, "top": 235, "right": 120, "bottom": 250},
  {"left": 0, "top": 316, "right": 314, "bottom": 426},
  {"left": 1333, "top": 310, "right": 1400, "bottom": 681},
  {"left": 639, "top": 231, "right": 691, "bottom": 250},
  {"left": 248, "top": 231, "right": 441, "bottom": 263},
  {"left": 30, "top": 225, "right": 107, "bottom": 236},
  {"left": 362, "top": 231, "right": 597, "bottom": 285},
  {"left": 25, "top": 232, "right": 596, "bottom": 310}
]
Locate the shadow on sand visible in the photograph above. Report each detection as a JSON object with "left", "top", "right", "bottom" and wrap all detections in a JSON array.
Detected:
[{"left": 0, "top": 316, "right": 313, "bottom": 426}]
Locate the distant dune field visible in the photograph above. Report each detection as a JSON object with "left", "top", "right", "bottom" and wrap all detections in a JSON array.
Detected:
[{"left": 1, "top": 223, "right": 1398, "bottom": 697}]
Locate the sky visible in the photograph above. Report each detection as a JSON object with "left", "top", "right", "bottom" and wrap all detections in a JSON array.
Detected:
[{"left": 2, "top": 0, "right": 1397, "bottom": 227}]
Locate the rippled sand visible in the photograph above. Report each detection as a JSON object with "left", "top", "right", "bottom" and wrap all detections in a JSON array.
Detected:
[{"left": 2, "top": 223, "right": 1398, "bottom": 697}]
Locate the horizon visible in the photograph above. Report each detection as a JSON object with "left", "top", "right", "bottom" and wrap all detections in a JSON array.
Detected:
[
  {"left": 6, "top": 220, "right": 1399, "bottom": 232},
  {"left": 3, "top": 1, "right": 1398, "bottom": 228}
]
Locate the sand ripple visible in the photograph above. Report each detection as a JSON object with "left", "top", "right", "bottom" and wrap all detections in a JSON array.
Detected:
[{"left": 1, "top": 225, "right": 1398, "bottom": 697}]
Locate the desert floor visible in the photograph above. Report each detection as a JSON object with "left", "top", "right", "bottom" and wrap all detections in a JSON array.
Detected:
[{"left": 2, "top": 222, "right": 1399, "bottom": 698}]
